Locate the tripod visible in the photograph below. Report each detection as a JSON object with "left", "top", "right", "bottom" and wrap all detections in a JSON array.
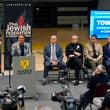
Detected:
[
  {"left": 7, "top": 50, "right": 12, "bottom": 88},
  {"left": 4, "top": 45, "right": 15, "bottom": 88}
]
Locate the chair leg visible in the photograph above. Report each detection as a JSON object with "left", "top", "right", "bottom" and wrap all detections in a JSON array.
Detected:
[
  {"left": 87, "top": 70, "right": 90, "bottom": 80},
  {"left": 83, "top": 72, "right": 85, "bottom": 81},
  {"left": 58, "top": 70, "right": 68, "bottom": 81},
  {"left": 79, "top": 69, "right": 83, "bottom": 81},
  {"left": 82, "top": 67, "right": 89, "bottom": 81},
  {"left": 65, "top": 70, "right": 68, "bottom": 80},
  {"left": 58, "top": 70, "right": 60, "bottom": 82},
  {"left": 89, "top": 103, "right": 92, "bottom": 110},
  {"left": 81, "top": 68, "right": 84, "bottom": 81},
  {"left": 85, "top": 68, "right": 89, "bottom": 81},
  {"left": 67, "top": 68, "right": 70, "bottom": 81}
]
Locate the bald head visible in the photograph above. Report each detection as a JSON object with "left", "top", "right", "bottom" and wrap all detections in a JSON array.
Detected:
[
  {"left": 71, "top": 35, "right": 79, "bottom": 44},
  {"left": 35, "top": 105, "right": 53, "bottom": 110},
  {"left": 50, "top": 35, "right": 57, "bottom": 44}
]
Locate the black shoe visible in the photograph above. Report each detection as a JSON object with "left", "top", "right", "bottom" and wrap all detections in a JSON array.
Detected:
[
  {"left": 42, "top": 80, "right": 48, "bottom": 86},
  {"left": 42, "top": 81, "right": 47, "bottom": 86},
  {"left": 74, "top": 80, "right": 79, "bottom": 86}
]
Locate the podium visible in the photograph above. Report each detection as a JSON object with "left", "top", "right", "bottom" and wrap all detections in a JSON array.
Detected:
[
  {"left": 12, "top": 56, "right": 37, "bottom": 98},
  {"left": 13, "top": 56, "right": 35, "bottom": 74}
]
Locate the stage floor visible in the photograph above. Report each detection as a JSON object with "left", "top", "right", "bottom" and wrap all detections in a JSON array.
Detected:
[{"left": 0, "top": 72, "right": 97, "bottom": 110}]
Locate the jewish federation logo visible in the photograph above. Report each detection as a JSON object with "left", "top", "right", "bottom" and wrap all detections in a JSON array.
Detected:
[{"left": 20, "top": 59, "right": 29, "bottom": 70}]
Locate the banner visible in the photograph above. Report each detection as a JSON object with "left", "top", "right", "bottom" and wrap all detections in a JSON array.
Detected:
[
  {"left": 4, "top": 1, "right": 32, "bottom": 70},
  {"left": 90, "top": 11, "right": 110, "bottom": 39}
]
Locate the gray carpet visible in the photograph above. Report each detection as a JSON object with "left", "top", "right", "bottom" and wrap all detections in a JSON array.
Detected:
[{"left": 0, "top": 72, "right": 97, "bottom": 110}]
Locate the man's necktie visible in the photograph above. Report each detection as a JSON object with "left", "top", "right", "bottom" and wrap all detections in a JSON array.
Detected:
[
  {"left": 51, "top": 45, "right": 57, "bottom": 61},
  {"left": 92, "top": 44, "right": 97, "bottom": 58}
]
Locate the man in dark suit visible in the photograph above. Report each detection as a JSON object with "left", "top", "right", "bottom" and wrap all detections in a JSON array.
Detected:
[
  {"left": 103, "top": 37, "right": 110, "bottom": 79},
  {"left": 78, "top": 65, "right": 108, "bottom": 110},
  {"left": 42, "top": 35, "right": 66, "bottom": 86},
  {"left": 65, "top": 35, "right": 83, "bottom": 85}
]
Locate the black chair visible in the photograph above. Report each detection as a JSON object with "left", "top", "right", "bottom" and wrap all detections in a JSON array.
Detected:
[
  {"left": 48, "top": 66, "right": 60, "bottom": 82},
  {"left": 48, "top": 66, "right": 67, "bottom": 83}
]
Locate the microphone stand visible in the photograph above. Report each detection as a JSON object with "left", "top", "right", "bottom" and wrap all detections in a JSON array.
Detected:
[
  {"left": 8, "top": 47, "right": 21, "bottom": 88},
  {"left": 7, "top": 49, "right": 19, "bottom": 88},
  {"left": 8, "top": 50, "right": 12, "bottom": 88},
  {"left": 3, "top": 50, "right": 12, "bottom": 89}
]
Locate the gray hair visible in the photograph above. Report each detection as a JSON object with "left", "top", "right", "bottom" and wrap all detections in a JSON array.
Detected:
[{"left": 97, "top": 65, "right": 105, "bottom": 72}]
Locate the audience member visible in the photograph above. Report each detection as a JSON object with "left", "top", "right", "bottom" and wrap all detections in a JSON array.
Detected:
[{"left": 78, "top": 65, "right": 108, "bottom": 110}]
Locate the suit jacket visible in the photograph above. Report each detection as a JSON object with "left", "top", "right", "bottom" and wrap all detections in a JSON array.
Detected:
[
  {"left": 85, "top": 73, "right": 108, "bottom": 101},
  {"left": 103, "top": 44, "right": 110, "bottom": 61},
  {"left": 11, "top": 42, "right": 31, "bottom": 56},
  {"left": 87, "top": 73, "right": 108, "bottom": 93},
  {"left": 44, "top": 43, "right": 63, "bottom": 64}
]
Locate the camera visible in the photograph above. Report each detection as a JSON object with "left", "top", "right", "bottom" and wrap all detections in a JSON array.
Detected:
[
  {"left": 0, "top": 85, "right": 26, "bottom": 110},
  {"left": 61, "top": 96, "right": 77, "bottom": 110},
  {"left": 51, "top": 83, "right": 77, "bottom": 110}
]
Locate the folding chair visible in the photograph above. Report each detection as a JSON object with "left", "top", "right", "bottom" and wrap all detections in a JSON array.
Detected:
[{"left": 48, "top": 66, "right": 60, "bottom": 82}]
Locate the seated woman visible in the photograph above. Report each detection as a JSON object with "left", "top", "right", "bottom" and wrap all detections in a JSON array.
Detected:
[{"left": 78, "top": 65, "right": 108, "bottom": 110}]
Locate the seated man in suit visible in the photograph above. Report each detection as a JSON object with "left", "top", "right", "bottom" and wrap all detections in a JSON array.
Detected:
[
  {"left": 11, "top": 34, "right": 31, "bottom": 56},
  {"left": 65, "top": 35, "right": 83, "bottom": 85},
  {"left": 42, "top": 35, "right": 66, "bottom": 86},
  {"left": 78, "top": 65, "right": 108, "bottom": 110},
  {"left": 103, "top": 37, "right": 110, "bottom": 79},
  {"left": 85, "top": 34, "right": 103, "bottom": 71}
]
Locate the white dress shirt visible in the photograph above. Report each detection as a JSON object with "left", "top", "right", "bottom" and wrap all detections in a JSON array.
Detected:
[{"left": 50, "top": 44, "right": 57, "bottom": 61}]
